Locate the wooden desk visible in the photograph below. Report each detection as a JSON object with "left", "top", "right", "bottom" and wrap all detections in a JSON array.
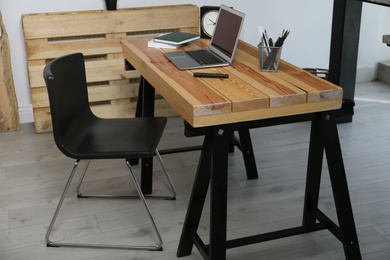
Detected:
[
  {"left": 123, "top": 38, "right": 342, "bottom": 126},
  {"left": 122, "top": 38, "right": 361, "bottom": 259}
]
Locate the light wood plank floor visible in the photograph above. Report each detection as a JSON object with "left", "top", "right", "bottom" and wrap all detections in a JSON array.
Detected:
[{"left": 1, "top": 81, "right": 390, "bottom": 259}]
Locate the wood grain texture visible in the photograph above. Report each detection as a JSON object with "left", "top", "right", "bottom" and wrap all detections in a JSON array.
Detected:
[
  {"left": 0, "top": 11, "right": 20, "bottom": 132},
  {"left": 234, "top": 41, "right": 342, "bottom": 104},
  {"left": 122, "top": 38, "right": 343, "bottom": 127},
  {"left": 22, "top": 5, "right": 199, "bottom": 133},
  {"left": 122, "top": 38, "right": 231, "bottom": 119},
  {"left": 22, "top": 5, "right": 199, "bottom": 39}
]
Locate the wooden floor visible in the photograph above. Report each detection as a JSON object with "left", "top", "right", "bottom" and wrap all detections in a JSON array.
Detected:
[{"left": 1, "top": 81, "right": 390, "bottom": 259}]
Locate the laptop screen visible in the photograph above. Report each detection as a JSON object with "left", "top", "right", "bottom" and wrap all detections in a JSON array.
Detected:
[{"left": 210, "top": 6, "right": 244, "bottom": 58}]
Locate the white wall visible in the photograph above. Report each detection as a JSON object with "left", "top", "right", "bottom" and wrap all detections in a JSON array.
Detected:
[{"left": 0, "top": 0, "right": 389, "bottom": 123}]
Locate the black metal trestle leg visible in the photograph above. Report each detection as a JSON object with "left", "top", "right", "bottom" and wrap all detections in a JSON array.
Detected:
[
  {"left": 237, "top": 129, "right": 258, "bottom": 180},
  {"left": 209, "top": 127, "right": 229, "bottom": 259},
  {"left": 322, "top": 113, "right": 361, "bottom": 259},
  {"left": 133, "top": 76, "right": 156, "bottom": 195},
  {"left": 128, "top": 74, "right": 144, "bottom": 167},
  {"left": 177, "top": 112, "right": 361, "bottom": 260},
  {"left": 177, "top": 132, "right": 213, "bottom": 258},
  {"left": 303, "top": 117, "right": 324, "bottom": 226},
  {"left": 177, "top": 127, "right": 230, "bottom": 260},
  {"left": 303, "top": 113, "right": 361, "bottom": 260}
]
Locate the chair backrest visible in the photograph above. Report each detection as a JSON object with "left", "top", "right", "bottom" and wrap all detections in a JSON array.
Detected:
[{"left": 43, "top": 53, "right": 94, "bottom": 155}]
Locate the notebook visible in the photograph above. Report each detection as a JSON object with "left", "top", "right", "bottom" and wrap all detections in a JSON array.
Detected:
[
  {"left": 153, "top": 32, "right": 200, "bottom": 46},
  {"left": 164, "top": 5, "right": 245, "bottom": 70}
]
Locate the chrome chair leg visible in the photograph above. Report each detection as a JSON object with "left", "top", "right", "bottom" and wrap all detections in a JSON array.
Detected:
[
  {"left": 76, "top": 160, "right": 90, "bottom": 197},
  {"left": 46, "top": 159, "right": 164, "bottom": 250},
  {"left": 155, "top": 149, "right": 177, "bottom": 199},
  {"left": 77, "top": 151, "right": 176, "bottom": 200},
  {"left": 46, "top": 159, "right": 80, "bottom": 247},
  {"left": 126, "top": 159, "right": 163, "bottom": 249}
]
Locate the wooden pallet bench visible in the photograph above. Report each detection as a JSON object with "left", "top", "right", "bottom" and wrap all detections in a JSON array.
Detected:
[{"left": 22, "top": 4, "right": 199, "bottom": 133}]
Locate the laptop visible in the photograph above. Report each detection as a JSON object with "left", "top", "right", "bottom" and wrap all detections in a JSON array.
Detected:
[{"left": 164, "top": 5, "right": 245, "bottom": 70}]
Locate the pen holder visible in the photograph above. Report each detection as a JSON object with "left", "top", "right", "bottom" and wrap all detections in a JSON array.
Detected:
[{"left": 258, "top": 42, "right": 283, "bottom": 72}]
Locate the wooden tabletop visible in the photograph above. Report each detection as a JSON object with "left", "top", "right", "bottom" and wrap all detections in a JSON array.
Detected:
[{"left": 122, "top": 38, "right": 342, "bottom": 127}]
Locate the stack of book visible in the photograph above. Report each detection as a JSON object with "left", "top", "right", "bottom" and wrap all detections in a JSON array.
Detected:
[{"left": 148, "top": 32, "right": 200, "bottom": 49}]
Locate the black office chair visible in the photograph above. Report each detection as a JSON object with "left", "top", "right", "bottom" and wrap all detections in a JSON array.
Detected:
[{"left": 43, "top": 53, "right": 176, "bottom": 250}]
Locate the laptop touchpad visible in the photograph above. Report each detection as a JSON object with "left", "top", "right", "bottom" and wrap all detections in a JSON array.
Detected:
[{"left": 165, "top": 53, "right": 199, "bottom": 70}]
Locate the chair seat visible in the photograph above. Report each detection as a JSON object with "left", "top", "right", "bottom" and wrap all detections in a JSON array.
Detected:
[{"left": 60, "top": 117, "right": 167, "bottom": 160}]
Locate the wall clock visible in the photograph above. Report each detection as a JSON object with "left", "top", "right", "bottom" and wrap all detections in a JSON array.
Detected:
[{"left": 200, "top": 6, "right": 220, "bottom": 39}]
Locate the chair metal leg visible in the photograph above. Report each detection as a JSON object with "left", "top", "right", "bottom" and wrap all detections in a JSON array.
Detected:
[
  {"left": 155, "top": 149, "right": 177, "bottom": 199},
  {"left": 76, "top": 160, "right": 90, "bottom": 197},
  {"left": 46, "top": 159, "right": 80, "bottom": 247},
  {"left": 76, "top": 151, "right": 176, "bottom": 200},
  {"left": 46, "top": 159, "right": 165, "bottom": 250},
  {"left": 126, "top": 159, "right": 163, "bottom": 250}
]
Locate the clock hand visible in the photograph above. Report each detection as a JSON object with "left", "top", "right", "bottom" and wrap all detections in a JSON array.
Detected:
[{"left": 209, "top": 19, "right": 216, "bottom": 25}]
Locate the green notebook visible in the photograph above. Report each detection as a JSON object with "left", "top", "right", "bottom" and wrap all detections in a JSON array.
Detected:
[{"left": 153, "top": 32, "right": 200, "bottom": 46}]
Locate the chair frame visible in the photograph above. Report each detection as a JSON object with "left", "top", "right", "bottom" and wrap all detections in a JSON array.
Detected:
[
  {"left": 76, "top": 150, "right": 176, "bottom": 200},
  {"left": 45, "top": 149, "right": 176, "bottom": 250}
]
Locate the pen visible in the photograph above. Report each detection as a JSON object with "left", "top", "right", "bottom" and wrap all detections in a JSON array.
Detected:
[{"left": 193, "top": 72, "right": 229, "bottom": 78}]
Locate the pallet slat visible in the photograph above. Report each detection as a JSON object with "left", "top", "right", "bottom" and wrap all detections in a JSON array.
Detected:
[
  {"left": 22, "top": 5, "right": 199, "bottom": 133},
  {"left": 32, "top": 99, "right": 175, "bottom": 133},
  {"left": 26, "top": 38, "right": 121, "bottom": 61},
  {"left": 28, "top": 58, "right": 140, "bottom": 88},
  {"left": 22, "top": 5, "right": 199, "bottom": 39},
  {"left": 31, "top": 80, "right": 140, "bottom": 109}
]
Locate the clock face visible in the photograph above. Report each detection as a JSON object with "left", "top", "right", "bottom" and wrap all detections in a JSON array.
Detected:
[{"left": 201, "top": 10, "right": 219, "bottom": 38}]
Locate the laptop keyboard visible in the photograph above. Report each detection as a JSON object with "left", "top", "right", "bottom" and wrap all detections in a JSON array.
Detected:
[{"left": 186, "top": 50, "right": 225, "bottom": 66}]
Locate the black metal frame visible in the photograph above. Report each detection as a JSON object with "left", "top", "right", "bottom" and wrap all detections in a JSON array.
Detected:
[
  {"left": 132, "top": 77, "right": 156, "bottom": 194},
  {"left": 329, "top": 0, "right": 390, "bottom": 122},
  {"left": 328, "top": 0, "right": 362, "bottom": 123},
  {"left": 176, "top": 101, "right": 361, "bottom": 260}
]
